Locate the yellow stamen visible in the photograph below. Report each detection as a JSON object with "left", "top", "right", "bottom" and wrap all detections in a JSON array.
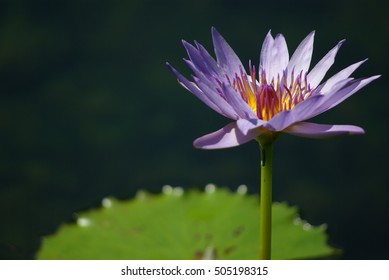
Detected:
[{"left": 227, "top": 65, "right": 312, "bottom": 121}]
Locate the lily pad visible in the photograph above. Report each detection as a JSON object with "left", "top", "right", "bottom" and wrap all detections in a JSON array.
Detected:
[{"left": 37, "top": 185, "right": 337, "bottom": 259}]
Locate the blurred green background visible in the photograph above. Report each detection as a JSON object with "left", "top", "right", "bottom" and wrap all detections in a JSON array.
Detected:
[{"left": 0, "top": 0, "right": 387, "bottom": 259}]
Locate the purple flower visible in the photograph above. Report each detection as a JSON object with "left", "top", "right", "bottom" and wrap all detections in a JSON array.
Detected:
[{"left": 167, "top": 28, "right": 379, "bottom": 149}]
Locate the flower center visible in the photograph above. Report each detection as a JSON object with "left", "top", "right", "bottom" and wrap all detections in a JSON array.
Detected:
[{"left": 229, "top": 63, "right": 313, "bottom": 121}]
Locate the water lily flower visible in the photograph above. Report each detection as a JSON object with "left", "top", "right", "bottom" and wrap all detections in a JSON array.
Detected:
[{"left": 167, "top": 27, "right": 379, "bottom": 149}]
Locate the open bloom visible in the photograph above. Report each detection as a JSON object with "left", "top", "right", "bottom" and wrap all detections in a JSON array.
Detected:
[{"left": 167, "top": 27, "right": 379, "bottom": 149}]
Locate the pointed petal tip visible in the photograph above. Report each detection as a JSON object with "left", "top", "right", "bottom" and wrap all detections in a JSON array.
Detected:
[
  {"left": 301, "top": 30, "right": 315, "bottom": 40},
  {"left": 211, "top": 26, "right": 219, "bottom": 36},
  {"left": 193, "top": 139, "right": 217, "bottom": 150},
  {"left": 166, "top": 62, "right": 178, "bottom": 74},
  {"left": 306, "top": 30, "right": 316, "bottom": 41},
  {"left": 165, "top": 62, "right": 174, "bottom": 71},
  {"left": 193, "top": 140, "right": 205, "bottom": 149},
  {"left": 352, "top": 58, "right": 368, "bottom": 66},
  {"left": 182, "top": 58, "right": 192, "bottom": 68},
  {"left": 274, "top": 32, "right": 284, "bottom": 39},
  {"left": 211, "top": 27, "right": 226, "bottom": 43},
  {"left": 182, "top": 40, "right": 197, "bottom": 54},
  {"left": 338, "top": 39, "right": 346, "bottom": 47},
  {"left": 350, "top": 126, "right": 365, "bottom": 135},
  {"left": 364, "top": 74, "right": 381, "bottom": 84}
]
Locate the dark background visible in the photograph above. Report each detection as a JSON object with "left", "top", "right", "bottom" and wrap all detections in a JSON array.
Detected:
[{"left": 0, "top": 0, "right": 387, "bottom": 259}]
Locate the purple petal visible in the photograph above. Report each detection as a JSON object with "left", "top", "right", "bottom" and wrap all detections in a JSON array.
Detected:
[
  {"left": 221, "top": 83, "right": 258, "bottom": 119},
  {"left": 236, "top": 118, "right": 266, "bottom": 135},
  {"left": 267, "top": 94, "right": 324, "bottom": 131},
  {"left": 307, "top": 40, "right": 345, "bottom": 88},
  {"left": 273, "top": 34, "right": 289, "bottom": 77},
  {"left": 284, "top": 122, "right": 365, "bottom": 138},
  {"left": 193, "top": 122, "right": 260, "bottom": 149},
  {"left": 317, "top": 59, "right": 368, "bottom": 94},
  {"left": 191, "top": 75, "right": 239, "bottom": 119},
  {"left": 269, "top": 75, "right": 379, "bottom": 131},
  {"left": 287, "top": 31, "right": 315, "bottom": 76},
  {"left": 183, "top": 59, "right": 217, "bottom": 88},
  {"left": 211, "top": 27, "right": 243, "bottom": 75},
  {"left": 195, "top": 41, "right": 224, "bottom": 78},
  {"left": 260, "top": 31, "right": 289, "bottom": 82},
  {"left": 166, "top": 63, "right": 238, "bottom": 119},
  {"left": 260, "top": 31, "right": 275, "bottom": 80},
  {"left": 312, "top": 75, "right": 380, "bottom": 116},
  {"left": 182, "top": 40, "right": 212, "bottom": 76}
]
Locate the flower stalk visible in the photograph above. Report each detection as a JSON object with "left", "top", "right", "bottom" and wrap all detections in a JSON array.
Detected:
[{"left": 257, "top": 133, "right": 276, "bottom": 260}]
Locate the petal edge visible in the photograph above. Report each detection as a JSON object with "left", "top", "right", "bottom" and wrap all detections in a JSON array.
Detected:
[
  {"left": 194, "top": 122, "right": 259, "bottom": 149},
  {"left": 284, "top": 122, "right": 365, "bottom": 138}
]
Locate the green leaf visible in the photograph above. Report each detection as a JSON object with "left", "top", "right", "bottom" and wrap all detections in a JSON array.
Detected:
[{"left": 37, "top": 185, "right": 337, "bottom": 259}]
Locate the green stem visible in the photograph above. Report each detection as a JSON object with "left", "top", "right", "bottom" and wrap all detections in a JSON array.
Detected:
[{"left": 258, "top": 136, "right": 274, "bottom": 260}]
